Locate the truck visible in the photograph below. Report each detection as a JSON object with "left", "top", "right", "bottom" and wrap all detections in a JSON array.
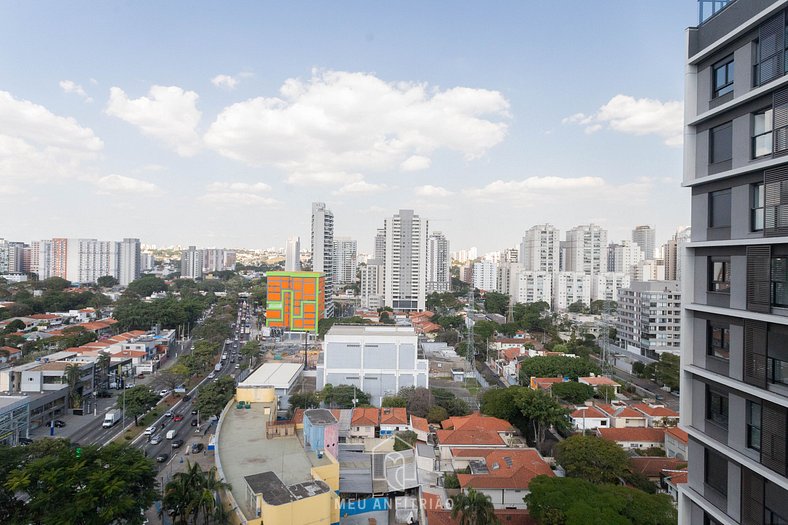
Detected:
[
  {"left": 102, "top": 409, "right": 122, "bottom": 428},
  {"left": 214, "top": 363, "right": 222, "bottom": 372},
  {"left": 166, "top": 430, "right": 176, "bottom": 440}
]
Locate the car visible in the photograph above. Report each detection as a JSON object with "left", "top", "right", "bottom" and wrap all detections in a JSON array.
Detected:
[
  {"left": 53, "top": 420, "right": 66, "bottom": 428},
  {"left": 164, "top": 411, "right": 173, "bottom": 418},
  {"left": 144, "top": 426, "right": 157, "bottom": 436},
  {"left": 18, "top": 437, "right": 33, "bottom": 446},
  {"left": 137, "top": 373, "right": 145, "bottom": 379},
  {"left": 235, "top": 364, "right": 240, "bottom": 369},
  {"left": 191, "top": 419, "right": 198, "bottom": 427},
  {"left": 191, "top": 442, "right": 204, "bottom": 453},
  {"left": 655, "top": 394, "right": 665, "bottom": 401},
  {"left": 171, "top": 439, "right": 184, "bottom": 449},
  {"left": 155, "top": 453, "right": 169, "bottom": 463},
  {"left": 159, "top": 390, "right": 169, "bottom": 397},
  {"left": 125, "top": 383, "right": 135, "bottom": 389},
  {"left": 173, "top": 414, "right": 184, "bottom": 422},
  {"left": 96, "top": 390, "right": 112, "bottom": 398},
  {"left": 191, "top": 409, "right": 198, "bottom": 415},
  {"left": 150, "top": 434, "right": 162, "bottom": 445},
  {"left": 183, "top": 394, "right": 191, "bottom": 401},
  {"left": 207, "top": 372, "right": 216, "bottom": 379}
]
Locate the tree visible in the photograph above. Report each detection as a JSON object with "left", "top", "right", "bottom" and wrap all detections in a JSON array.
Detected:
[
  {"left": 595, "top": 384, "right": 618, "bottom": 402},
  {"left": 37, "top": 276, "right": 71, "bottom": 291},
  {"left": 426, "top": 405, "right": 449, "bottom": 424},
  {"left": 5, "top": 439, "right": 156, "bottom": 525},
  {"left": 153, "top": 369, "right": 188, "bottom": 392},
  {"left": 95, "top": 351, "right": 111, "bottom": 392},
  {"left": 2, "top": 319, "right": 25, "bottom": 334},
  {"left": 480, "top": 387, "right": 529, "bottom": 435},
  {"left": 443, "top": 472, "right": 460, "bottom": 489},
  {"left": 195, "top": 376, "right": 236, "bottom": 416},
  {"left": 289, "top": 391, "right": 320, "bottom": 410},
  {"left": 525, "top": 476, "right": 676, "bottom": 525},
  {"left": 589, "top": 300, "right": 617, "bottom": 315},
  {"left": 64, "top": 363, "right": 84, "bottom": 410},
  {"left": 655, "top": 353, "right": 680, "bottom": 392},
  {"left": 632, "top": 361, "right": 646, "bottom": 376},
  {"left": 393, "top": 430, "right": 418, "bottom": 451},
  {"left": 382, "top": 395, "right": 407, "bottom": 408},
  {"left": 97, "top": 275, "right": 119, "bottom": 288},
  {"left": 484, "top": 291, "right": 509, "bottom": 316},
  {"left": 518, "top": 355, "right": 599, "bottom": 383},
  {"left": 567, "top": 301, "right": 588, "bottom": 313},
  {"left": 554, "top": 435, "right": 629, "bottom": 484},
  {"left": 551, "top": 382, "right": 594, "bottom": 404},
  {"left": 514, "top": 389, "right": 569, "bottom": 452},
  {"left": 399, "top": 386, "right": 434, "bottom": 418},
  {"left": 162, "top": 460, "right": 231, "bottom": 525},
  {"left": 320, "top": 384, "right": 370, "bottom": 408},
  {"left": 450, "top": 488, "right": 499, "bottom": 525},
  {"left": 125, "top": 275, "right": 168, "bottom": 297},
  {"left": 119, "top": 385, "right": 159, "bottom": 425}
]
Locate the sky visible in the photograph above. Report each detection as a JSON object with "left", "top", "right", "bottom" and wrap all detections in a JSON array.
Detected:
[{"left": 0, "top": 1, "right": 698, "bottom": 254}]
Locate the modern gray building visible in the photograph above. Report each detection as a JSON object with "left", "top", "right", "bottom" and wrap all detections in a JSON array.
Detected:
[
  {"left": 616, "top": 280, "right": 681, "bottom": 359},
  {"left": 180, "top": 245, "right": 203, "bottom": 279},
  {"left": 312, "top": 202, "right": 335, "bottom": 317},
  {"left": 681, "top": 2, "right": 788, "bottom": 523},
  {"left": 426, "top": 231, "right": 451, "bottom": 293},
  {"left": 632, "top": 225, "right": 657, "bottom": 261}
]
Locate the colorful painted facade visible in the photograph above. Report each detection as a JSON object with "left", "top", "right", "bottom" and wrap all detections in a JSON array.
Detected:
[{"left": 265, "top": 272, "right": 324, "bottom": 333}]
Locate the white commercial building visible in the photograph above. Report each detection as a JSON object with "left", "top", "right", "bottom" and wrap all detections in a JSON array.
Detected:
[
  {"left": 383, "top": 209, "right": 428, "bottom": 311},
  {"left": 616, "top": 280, "right": 680, "bottom": 359},
  {"left": 510, "top": 269, "right": 552, "bottom": 305},
  {"left": 332, "top": 237, "right": 357, "bottom": 286},
  {"left": 312, "top": 202, "right": 335, "bottom": 317},
  {"left": 472, "top": 261, "right": 497, "bottom": 292},
  {"left": 552, "top": 272, "right": 591, "bottom": 311},
  {"left": 360, "top": 260, "right": 384, "bottom": 309},
  {"left": 426, "top": 231, "right": 451, "bottom": 293},
  {"left": 66, "top": 239, "right": 119, "bottom": 284},
  {"left": 591, "top": 272, "right": 631, "bottom": 302},
  {"left": 118, "top": 238, "right": 141, "bottom": 286},
  {"left": 237, "top": 362, "right": 303, "bottom": 410},
  {"left": 565, "top": 224, "right": 608, "bottom": 276},
  {"left": 520, "top": 224, "right": 560, "bottom": 273},
  {"left": 30, "top": 240, "right": 52, "bottom": 280},
  {"left": 285, "top": 236, "right": 301, "bottom": 272},
  {"left": 317, "top": 325, "right": 428, "bottom": 406}
]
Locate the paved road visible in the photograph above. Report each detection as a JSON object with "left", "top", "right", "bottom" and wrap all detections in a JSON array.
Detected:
[{"left": 590, "top": 354, "right": 680, "bottom": 411}]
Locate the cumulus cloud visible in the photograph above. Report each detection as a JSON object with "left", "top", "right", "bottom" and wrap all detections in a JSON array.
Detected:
[
  {"left": 0, "top": 91, "right": 103, "bottom": 186},
  {"left": 206, "top": 181, "right": 272, "bottom": 193},
  {"left": 203, "top": 69, "right": 509, "bottom": 181},
  {"left": 465, "top": 176, "right": 604, "bottom": 199},
  {"left": 415, "top": 185, "right": 453, "bottom": 197},
  {"left": 211, "top": 74, "right": 238, "bottom": 90},
  {"left": 199, "top": 192, "right": 280, "bottom": 207},
  {"left": 106, "top": 85, "right": 202, "bottom": 156},
  {"left": 332, "top": 179, "right": 389, "bottom": 196},
  {"left": 285, "top": 171, "right": 363, "bottom": 186},
  {"left": 59, "top": 80, "right": 92, "bottom": 102},
  {"left": 562, "top": 94, "right": 683, "bottom": 147},
  {"left": 95, "top": 174, "right": 159, "bottom": 194}
]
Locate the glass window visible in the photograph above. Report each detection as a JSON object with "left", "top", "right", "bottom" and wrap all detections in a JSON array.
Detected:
[
  {"left": 747, "top": 400, "right": 761, "bottom": 451},
  {"left": 708, "top": 324, "right": 730, "bottom": 360},
  {"left": 772, "top": 257, "right": 788, "bottom": 307},
  {"left": 753, "top": 109, "right": 774, "bottom": 158},
  {"left": 705, "top": 448, "right": 728, "bottom": 496},
  {"left": 767, "top": 357, "right": 788, "bottom": 385},
  {"left": 710, "top": 122, "right": 733, "bottom": 164},
  {"left": 706, "top": 387, "right": 729, "bottom": 428},
  {"left": 709, "top": 258, "right": 731, "bottom": 292},
  {"left": 713, "top": 57, "right": 734, "bottom": 98},
  {"left": 753, "top": 183, "right": 765, "bottom": 231},
  {"left": 709, "top": 189, "right": 732, "bottom": 228},
  {"left": 767, "top": 508, "right": 788, "bottom": 525}
]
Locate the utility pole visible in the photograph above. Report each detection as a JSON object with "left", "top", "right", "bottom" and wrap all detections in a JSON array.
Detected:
[{"left": 466, "top": 290, "right": 475, "bottom": 372}]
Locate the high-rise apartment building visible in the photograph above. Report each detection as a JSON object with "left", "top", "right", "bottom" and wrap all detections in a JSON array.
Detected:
[
  {"left": 472, "top": 261, "right": 497, "bottom": 292},
  {"left": 383, "top": 209, "right": 428, "bottom": 311},
  {"left": 426, "top": 231, "right": 451, "bottom": 293},
  {"left": 65, "top": 239, "right": 119, "bottom": 284},
  {"left": 311, "top": 202, "right": 335, "bottom": 317},
  {"left": 520, "top": 224, "right": 560, "bottom": 273},
  {"left": 502, "top": 247, "right": 519, "bottom": 264},
  {"left": 632, "top": 225, "right": 657, "bottom": 260},
  {"left": 510, "top": 269, "right": 553, "bottom": 305},
  {"left": 565, "top": 224, "right": 608, "bottom": 276},
  {"left": 592, "top": 272, "right": 631, "bottom": 302},
  {"left": 332, "top": 237, "right": 357, "bottom": 286},
  {"left": 607, "top": 240, "right": 644, "bottom": 279},
  {"left": 285, "top": 237, "right": 301, "bottom": 272},
  {"left": 51, "top": 238, "right": 68, "bottom": 279},
  {"left": 360, "top": 260, "right": 384, "bottom": 309},
  {"left": 663, "top": 226, "right": 691, "bottom": 282},
  {"left": 202, "top": 248, "right": 229, "bottom": 274},
  {"left": 118, "top": 238, "right": 141, "bottom": 286},
  {"left": 552, "top": 272, "right": 591, "bottom": 311},
  {"left": 616, "top": 280, "right": 680, "bottom": 359},
  {"left": 680, "top": 3, "right": 788, "bottom": 523},
  {"left": 0, "top": 240, "right": 9, "bottom": 273},
  {"left": 180, "top": 246, "right": 203, "bottom": 279}
]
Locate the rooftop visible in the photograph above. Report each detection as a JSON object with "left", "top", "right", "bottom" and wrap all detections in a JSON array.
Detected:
[
  {"left": 665, "top": 426, "right": 689, "bottom": 444},
  {"left": 244, "top": 471, "right": 330, "bottom": 506},
  {"left": 240, "top": 362, "right": 303, "bottom": 389},
  {"left": 598, "top": 427, "right": 666, "bottom": 443},
  {"left": 304, "top": 408, "right": 337, "bottom": 426},
  {"left": 325, "top": 325, "right": 417, "bottom": 338},
  {"left": 457, "top": 449, "right": 554, "bottom": 490}
]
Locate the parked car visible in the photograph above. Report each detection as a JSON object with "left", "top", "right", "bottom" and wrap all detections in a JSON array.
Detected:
[
  {"left": 164, "top": 411, "right": 173, "bottom": 418},
  {"left": 155, "top": 453, "right": 169, "bottom": 463},
  {"left": 173, "top": 414, "right": 184, "bottom": 422},
  {"left": 18, "top": 437, "right": 33, "bottom": 446},
  {"left": 53, "top": 420, "right": 66, "bottom": 428},
  {"left": 183, "top": 394, "right": 191, "bottom": 401},
  {"left": 207, "top": 372, "right": 216, "bottom": 379},
  {"left": 191, "top": 443, "right": 204, "bottom": 453},
  {"left": 150, "top": 434, "right": 162, "bottom": 445},
  {"left": 191, "top": 409, "right": 198, "bottom": 415},
  {"left": 171, "top": 439, "right": 185, "bottom": 448},
  {"left": 96, "top": 391, "right": 112, "bottom": 398},
  {"left": 124, "top": 383, "right": 135, "bottom": 389},
  {"left": 136, "top": 373, "right": 145, "bottom": 379},
  {"left": 159, "top": 390, "right": 170, "bottom": 397},
  {"left": 144, "top": 426, "right": 156, "bottom": 436},
  {"left": 190, "top": 419, "right": 198, "bottom": 427}
]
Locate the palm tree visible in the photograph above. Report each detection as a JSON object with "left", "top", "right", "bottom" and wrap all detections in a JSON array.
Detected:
[
  {"left": 64, "top": 363, "right": 84, "bottom": 410},
  {"left": 96, "top": 351, "right": 111, "bottom": 392},
  {"left": 450, "top": 488, "right": 499, "bottom": 525},
  {"left": 161, "top": 462, "right": 232, "bottom": 524}
]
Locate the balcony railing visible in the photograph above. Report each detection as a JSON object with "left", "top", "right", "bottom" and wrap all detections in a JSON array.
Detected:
[{"left": 698, "top": 0, "right": 735, "bottom": 25}]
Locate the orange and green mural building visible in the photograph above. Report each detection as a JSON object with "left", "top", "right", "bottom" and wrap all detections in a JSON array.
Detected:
[{"left": 265, "top": 271, "right": 325, "bottom": 334}]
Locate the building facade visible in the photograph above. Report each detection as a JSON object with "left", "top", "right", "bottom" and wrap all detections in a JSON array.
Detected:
[
  {"left": 607, "top": 240, "right": 645, "bottom": 279},
  {"left": 311, "top": 202, "right": 335, "bottom": 318},
  {"left": 520, "top": 224, "right": 560, "bottom": 273},
  {"left": 565, "top": 224, "right": 608, "bottom": 276},
  {"left": 617, "top": 280, "right": 680, "bottom": 359},
  {"left": 285, "top": 236, "right": 301, "bottom": 272},
  {"left": 180, "top": 245, "right": 203, "bottom": 279},
  {"left": 473, "top": 261, "right": 497, "bottom": 292},
  {"left": 681, "top": 2, "right": 788, "bottom": 523},
  {"left": 426, "top": 231, "right": 451, "bottom": 293},
  {"left": 383, "top": 209, "right": 428, "bottom": 311},
  {"left": 510, "top": 269, "right": 553, "bottom": 305},
  {"left": 360, "top": 260, "right": 384, "bottom": 309},
  {"left": 592, "top": 272, "right": 631, "bottom": 302},
  {"left": 632, "top": 225, "right": 657, "bottom": 260},
  {"left": 265, "top": 271, "right": 325, "bottom": 334},
  {"left": 552, "top": 271, "right": 591, "bottom": 311},
  {"left": 332, "top": 237, "right": 357, "bottom": 286},
  {"left": 118, "top": 238, "right": 141, "bottom": 286}
]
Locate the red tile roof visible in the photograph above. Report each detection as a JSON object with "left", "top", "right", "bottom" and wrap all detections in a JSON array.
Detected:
[
  {"left": 436, "top": 429, "right": 506, "bottom": 446},
  {"left": 380, "top": 407, "right": 408, "bottom": 426},
  {"left": 410, "top": 416, "right": 429, "bottom": 433},
  {"left": 666, "top": 470, "right": 688, "bottom": 485},
  {"left": 632, "top": 403, "right": 679, "bottom": 418},
  {"left": 665, "top": 426, "right": 689, "bottom": 444},
  {"left": 595, "top": 403, "right": 646, "bottom": 419},
  {"left": 441, "top": 413, "right": 515, "bottom": 433},
  {"left": 580, "top": 376, "right": 618, "bottom": 386},
  {"left": 531, "top": 377, "right": 564, "bottom": 390},
  {"left": 351, "top": 407, "right": 380, "bottom": 427},
  {"left": 629, "top": 457, "right": 686, "bottom": 478},
  {"left": 570, "top": 406, "right": 609, "bottom": 419},
  {"left": 450, "top": 448, "right": 501, "bottom": 458},
  {"left": 0, "top": 346, "right": 20, "bottom": 354},
  {"left": 598, "top": 427, "right": 666, "bottom": 443},
  {"left": 457, "top": 449, "right": 554, "bottom": 490},
  {"left": 30, "top": 314, "right": 62, "bottom": 320},
  {"left": 501, "top": 347, "right": 526, "bottom": 361}
]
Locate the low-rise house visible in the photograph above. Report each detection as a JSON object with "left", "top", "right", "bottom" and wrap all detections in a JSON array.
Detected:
[
  {"left": 569, "top": 405, "right": 610, "bottom": 431},
  {"left": 379, "top": 407, "right": 409, "bottom": 436},
  {"left": 529, "top": 377, "right": 565, "bottom": 392},
  {"left": 579, "top": 375, "right": 620, "bottom": 395},
  {"left": 597, "top": 427, "right": 665, "bottom": 451},
  {"left": 350, "top": 408, "right": 379, "bottom": 441},
  {"left": 664, "top": 426, "right": 689, "bottom": 460},
  {"left": 596, "top": 402, "right": 647, "bottom": 428},
  {"left": 436, "top": 413, "right": 516, "bottom": 460},
  {"left": 632, "top": 403, "right": 679, "bottom": 427},
  {"left": 455, "top": 448, "right": 555, "bottom": 509},
  {"left": 629, "top": 456, "right": 687, "bottom": 483},
  {"left": 0, "top": 346, "right": 21, "bottom": 363},
  {"left": 661, "top": 470, "right": 688, "bottom": 503},
  {"left": 410, "top": 415, "right": 430, "bottom": 442}
]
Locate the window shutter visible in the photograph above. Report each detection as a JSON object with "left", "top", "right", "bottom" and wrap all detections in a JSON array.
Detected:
[
  {"left": 746, "top": 245, "right": 772, "bottom": 312},
  {"left": 744, "top": 319, "right": 768, "bottom": 388},
  {"left": 764, "top": 165, "right": 788, "bottom": 235},
  {"left": 761, "top": 402, "right": 787, "bottom": 476},
  {"left": 741, "top": 468, "right": 764, "bottom": 525},
  {"left": 758, "top": 13, "right": 785, "bottom": 85},
  {"left": 774, "top": 90, "right": 788, "bottom": 156}
]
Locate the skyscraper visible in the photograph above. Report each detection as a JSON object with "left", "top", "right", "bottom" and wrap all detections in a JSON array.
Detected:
[
  {"left": 607, "top": 240, "right": 644, "bottom": 279},
  {"left": 383, "top": 209, "right": 428, "bottom": 311},
  {"left": 332, "top": 237, "right": 357, "bottom": 286},
  {"left": 426, "top": 231, "right": 451, "bottom": 293},
  {"left": 118, "top": 238, "right": 141, "bottom": 286},
  {"left": 632, "top": 225, "right": 656, "bottom": 260},
  {"left": 180, "top": 246, "right": 203, "bottom": 279},
  {"left": 285, "top": 236, "right": 301, "bottom": 272},
  {"left": 680, "top": 3, "right": 788, "bottom": 522},
  {"left": 311, "top": 202, "right": 335, "bottom": 317},
  {"left": 520, "top": 224, "right": 561, "bottom": 273},
  {"left": 565, "top": 224, "right": 608, "bottom": 276}
]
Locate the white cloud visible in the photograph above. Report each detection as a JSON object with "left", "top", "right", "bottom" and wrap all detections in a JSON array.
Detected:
[
  {"left": 206, "top": 181, "right": 272, "bottom": 193},
  {"left": 285, "top": 171, "right": 363, "bottom": 186},
  {"left": 0, "top": 91, "right": 103, "bottom": 186},
  {"left": 204, "top": 70, "right": 509, "bottom": 182},
  {"left": 59, "top": 80, "right": 92, "bottom": 102},
  {"left": 198, "top": 192, "right": 280, "bottom": 207},
  {"left": 415, "top": 185, "right": 453, "bottom": 197},
  {"left": 211, "top": 74, "right": 239, "bottom": 90},
  {"left": 106, "top": 85, "right": 202, "bottom": 156},
  {"left": 332, "top": 179, "right": 389, "bottom": 195},
  {"left": 563, "top": 94, "right": 683, "bottom": 147},
  {"left": 465, "top": 176, "right": 604, "bottom": 199},
  {"left": 95, "top": 174, "right": 159, "bottom": 194}
]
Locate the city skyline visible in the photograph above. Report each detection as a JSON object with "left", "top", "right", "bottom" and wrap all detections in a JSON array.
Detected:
[{"left": 1, "top": 2, "right": 694, "bottom": 252}]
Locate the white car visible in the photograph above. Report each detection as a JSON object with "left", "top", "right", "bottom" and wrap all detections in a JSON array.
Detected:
[
  {"left": 164, "top": 411, "right": 173, "bottom": 418},
  {"left": 144, "top": 425, "right": 156, "bottom": 436},
  {"left": 207, "top": 372, "right": 216, "bottom": 379},
  {"left": 159, "top": 390, "right": 169, "bottom": 397},
  {"left": 149, "top": 434, "right": 162, "bottom": 445}
]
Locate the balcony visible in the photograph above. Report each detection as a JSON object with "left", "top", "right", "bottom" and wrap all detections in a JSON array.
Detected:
[{"left": 698, "top": 0, "right": 735, "bottom": 25}]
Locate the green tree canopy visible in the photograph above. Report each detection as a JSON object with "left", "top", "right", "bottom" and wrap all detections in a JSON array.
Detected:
[
  {"left": 195, "top": 375, "right": 236, "bottom": 416},
  {"left": 551, "top": 381, "right": 595, "bottom": 404},
  {"left": 514, "top": 388, "right": 570, "bottom": 451},
  {"left": 555, "top": 435, "right": 629, "bottom": 484},
  {"left": 590, "top": 300, "right": 617, "bottom": 315},
  {"left": 480, "top": 387, "right": 529, "bottom": 435},
  {"left": 96, "top": 275, "right": 119, "bottom": 288},
  {"left": 525, "top": 476, "right": 676, "bottom": 525},
  {"left": 393, "top": 430, "right": 418, "bottom": 451},
  {"left": 567, "top": 301, "right": 588, "bottom": 313},
  {"left": 162, "top": 460, "right": 231, "bottom": 525},
  {"left": 382, "top": 395, "right": 408, "bottom": 408},
  {"left": 484, "top": 291, "right": 510, "bottom": 316},
  {"left": 125, "top": 275, "right": 168, "bottom": 297},
  {"left": 320, "top": 384, "right": 370, "bottom": 408},
  {"left": 118, "top": 385, "right": 159, "bottom": 425},
  {"left": 519, "top": 355, "right": 600, "bottom": 383},
  {"left": 451, "top": 488, "right": 499, "bottom": 525},
  {"left": 399, "top": 386, "right": 433, "bottom": 418},
  {"left": 289, "top": 391, "right": 320, "bottom": 411},
  {"left": 426, "top": 405, "right": 449, "bottom": 424}
]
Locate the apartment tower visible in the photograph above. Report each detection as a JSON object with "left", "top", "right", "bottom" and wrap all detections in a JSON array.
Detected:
[
  {"left": 311, "top": 202, "right": 335, "bottom": 318},
  {"left": 383, "top": 209, "right": 428, "bottom": 311}
]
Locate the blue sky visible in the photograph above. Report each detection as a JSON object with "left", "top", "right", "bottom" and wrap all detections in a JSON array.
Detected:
[{"left": 0, "top": 1, "right": 697, "bottom": 253}]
